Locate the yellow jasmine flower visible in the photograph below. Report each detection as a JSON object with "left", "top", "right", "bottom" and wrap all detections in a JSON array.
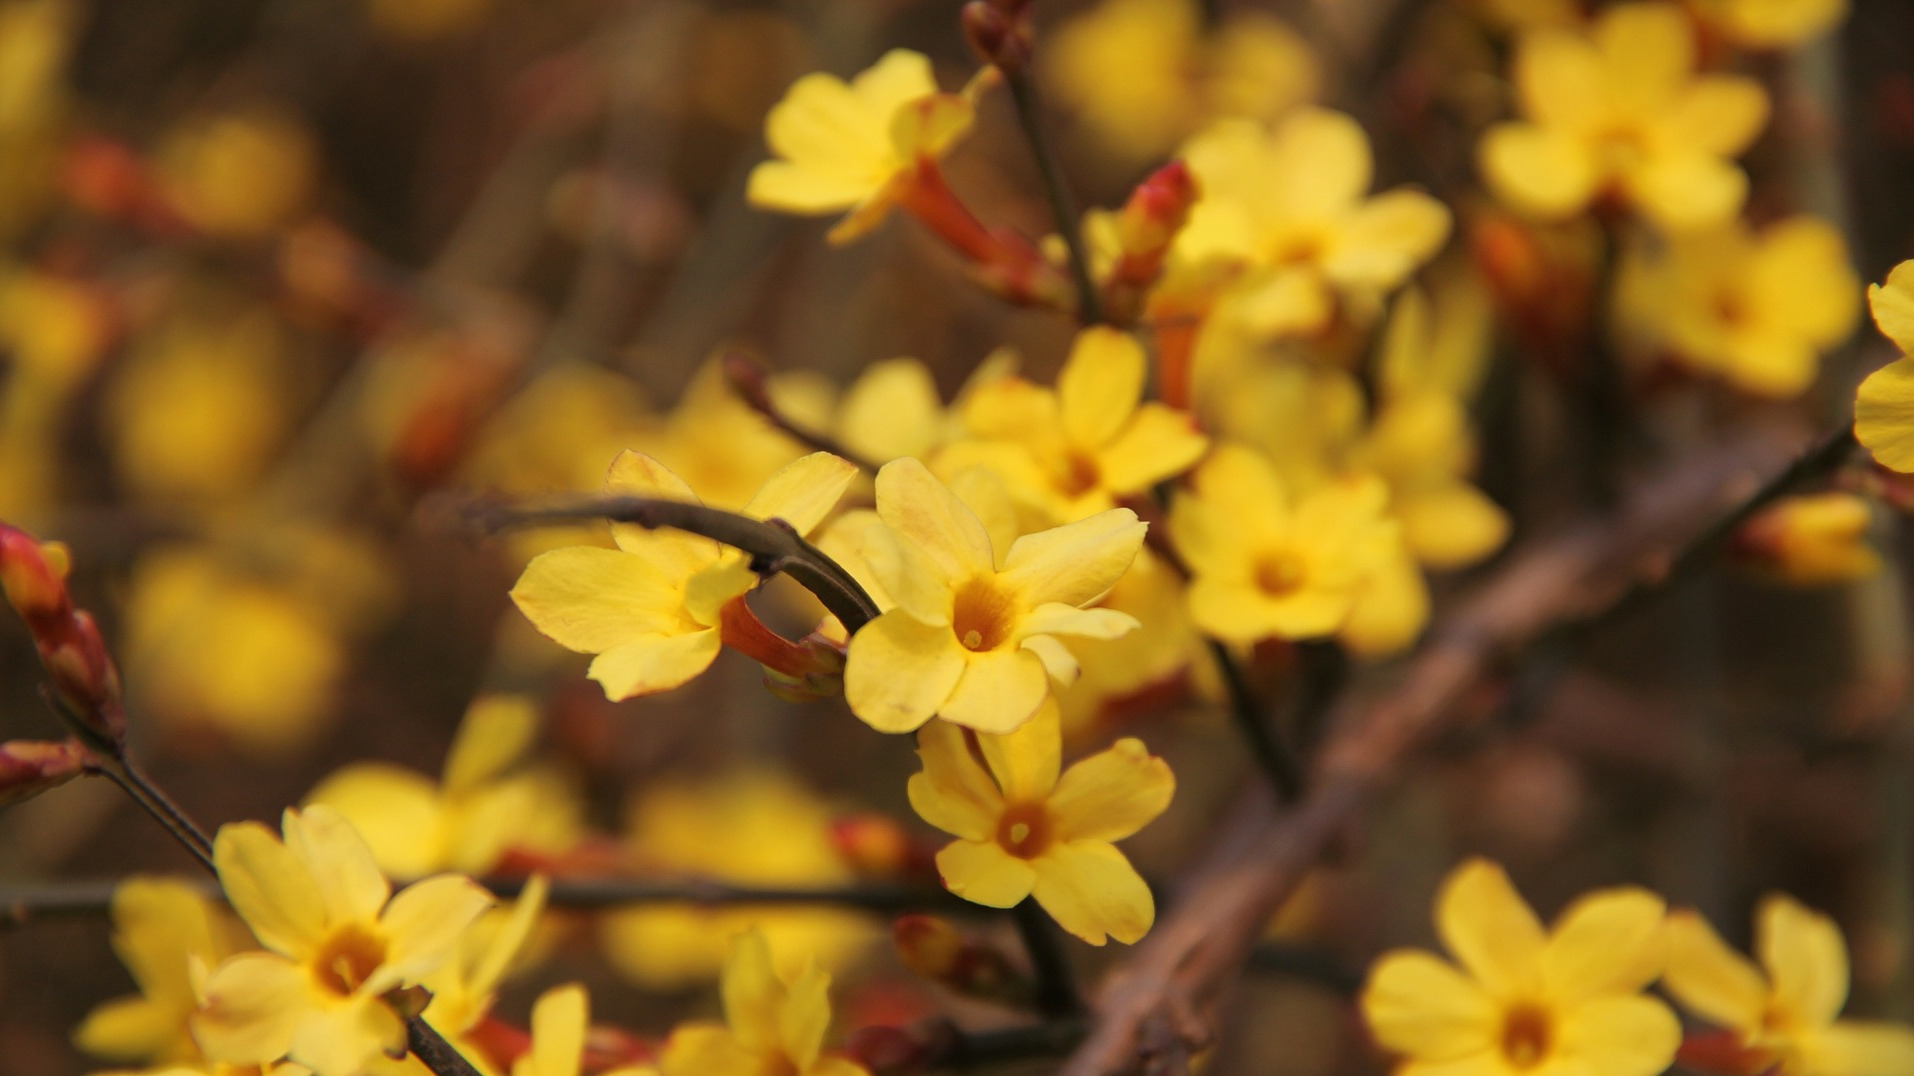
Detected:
[
  {"left": 1177, "top": 108, "right": 1452, "bottom": 337},
  {"left": 747, "top": 49, "right": 980, "bottom": 244},
  {"left": 1732, "top": 493, "right": 1881, "bottom": 586},
  {"left": 1480, "top": 2, "right": 1769, "bottom": 231},
  {"left": 1045, "top": 0, "right": 1316, "bottom": 163},
  {"left": 1852, "top": 261, "right": 1914, "bottom": 472},
  {"left": 634, "top": 359, "right": 832, "bottom": 512},
  {"left": 1056, "top": 546, "right": 1208, "bottom": 735},
  {"left": 1687, "top": 0, "right": 1848, "bottom": 48},
  {"left": 511, "top": 450, "right": 855, "bottom": 701},
  {"left": 411, "top": 875, "right": 551, "bottom": 1067},
  {"left": 193, "top": 806, "right": 494, "bottom": 1076},
  {"left": 156, "top": 107, "right": 315, "bottom": 240},
  {"left": 660, "top": 929, "right": 869, "bottom": 1076},
  {"left": 843, "top": 457, "right": 1147, "bottom": 734},
  {"left": 1169, "top": 444, "right": 1409, "bottom": 646},
  {"left": 75, "top": 878, "right": 251, "bottom": 1067},
  {"left": 942, "top": 327, "right": 1210, "bottom": 524},
  {"left": 602, "top": 768, "right": 879, "bottom": 990},
  {"left": 908, "top": 702, "right": 1172, "bottom": 945},
  {"left": 1665, "top": 895, "right": 1914, "bottom": 1076},
  {"left": 1621, "top": 216, "right": 1859, "bottom": 398},
  {"left": 1362, "top": 858, "right": 1680, "bottom": 1076},
  {"left": 511, "top": 983, "right": 655, "bottom": 1076},
  {"left": 306, "top": 694, "right": 583, "bottom": 879}
]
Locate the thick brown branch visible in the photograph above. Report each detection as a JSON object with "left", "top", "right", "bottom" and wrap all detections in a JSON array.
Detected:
[{"left": 1059, "top": 420, "right": 1826, "bottom": 1075}]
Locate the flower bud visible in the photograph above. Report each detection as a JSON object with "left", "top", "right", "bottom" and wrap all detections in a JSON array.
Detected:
[
  {"left": 0, "top": 528, "right": 70, "bottom": 621},
  {"left": 1732, "top": 492, "right": 1881, "bottom": 586},
  {"left": 0, "top": 738, "right": 88, "bottom": 807},
  {"left": 962, "top": 0, "right": 1030, "bottom": 74},
  {"left": 831, "top": 812, "right": 914, "bottom": 876},
  {"left": 893, "top": 915, "right": 1032, "bottom": 1004}
]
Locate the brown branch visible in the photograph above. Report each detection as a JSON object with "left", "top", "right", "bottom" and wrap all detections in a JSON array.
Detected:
[
  {"left": 721, "top": 353, "right": 883, "bottom": 472},
  {"left": 1059, "top": 419, "right": 1829, "bottom": 1075}
]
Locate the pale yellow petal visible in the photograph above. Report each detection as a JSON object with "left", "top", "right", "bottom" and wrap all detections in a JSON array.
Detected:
[
  {"left": 373, "top": 874, "right": 495, "bottom": 991},
  {"left": 1665, "top": 78, "right": 1769, "bottom": 157},
  {"left": 1029, "top": 840, "right": 1154, "bottom": 945},
  {"left": 108, "top": 876, "right": 227, "bottom": 1007},
  {"left": 471, "top": 874, "right": 548, "bottom": 1000},
  {"left": 661, "top": 1023, "right": 759, "bottom": 1076},
  {"left": 1515, "top": 29, "right": 1603, "bottom": 131},
  {"left": 1270, "top": 108, "right": 1372, "bottom": 220},
  {"left": 1095, "top": 404, "right": 1210, "bottom": 494},
  {"left": 722, "top": 930, "right": 782, "bottom": 1054},
  {"left": 1049, "top": 738, "right": 1173, "bottom": 843},
  {"left": 939, "top": 647, "right": 1050, "bottom": 734},
  {"left": 283, "top": 806, "right": 391, "bottom": 927},
  {"left": 873, "top": 457, "right": 995, "bottom": 577},
  {"left": 192, "top": 953, "right": 309, "bottom": 1065},
  {"left": 213, "top": 820, "right": 328, "bottom": 957},
  {"left": 838, "top": 358, "right": 942, "bottom": 463},
  {"left": 1020, "top": 634, "right": 1080, "bottom": 684},
  {"left": 889, "top": 91, "right": 974, "bottom": 161},
  {"left": 845, "top": 610, "right": 966, "bottom": 733},
  {"left": 1758, "top": 894, "right": 1849, "bottom": 1029},
  {"left": 1323, "top": 189, "right": 1452, "bottom": 289},
  {"left": 1187, "top": 576, "right": 1351, "bottom": 643},
  {"left": 944, "top": 465, "right": 1020, "bottom": 564},
  {"left": 287, "top": 996, "right": 406, "bottom": 1076},
  {"left": 73, "top": 996, "right": 177, "bottom": 1062},
  {"left": 1554, "top": 994, "right": 1683, "bottom": 1076},
  {"left": 1801, "top": 1021, "right": 1914, "bottom": 1076},
  {"left": 1869, "top": 262, "right": 1914, "bottom": 354},
  {"left": 1360, "top": 950, "right": 1499, "bottom": 1061},
  {"left": 778, "top": 962, "right": 832, "bottom": 1070},
  {"left": 908, "top": 719, "right": 1004, "bottom": 840},
  {"left": 746, "top": 160, "right": 870, "bottom": 214},
  {"left": 1541, "top": 886, "right": 1666, "bottom": 1003},
  {"left": 1597, "top": 2, "right": 1694, "bottom": 110},
  {"left": 1480, "top": 123, "right": 1599, "bottom": 220},
  {"left": 1000, "top": 508, "right": 1147, "bottom": 608},
  {"left": 935, "top": 839, "right": 1037, "bottom": 908},
  {"left": 1058, "top": 327, "right": 1146, "bottom": 450},
  {"left": 1435, "top": 858, "right": 1546, "bottom": 999},
  {"left": 977, "top": 698, "right": 1062, "bottom": 800},
  {"left": 859, "top": 521, "right": 954, "bottom": 624},
  {"left": 443, "top": 694, "right": 538, "bottom": 794},
  {"left": 526, "top": 983, "right": 587, "bottom": 1076},
  {"left": 587, "top": 629, "right": 723, "bottom": 700},
  {"left": 1399, "top": 485, "right": 1509, "bottom": 570},
  {"left": 1017, "top": 603, "right": 1138, "bottom": 641},
  {"left": 303, "top": 765, "right": 446, "bottom": 880},
  {"left": 1628, "top": 153, "right": 1746, "bottom": 232},
  {"left": 1662, "top": 908, "right": 1768, "bottom": 1033},
  {"left": 511, "top": 547, "right": 696, "bottom": 653},
  {"left": 741, "top": 452, "right": 857, "bottom": 536},
  {"left": 603, "top": 450, "right": 723, "bottom": 572},
  {"left": 1856, "top": 357, "right": 1914, "bottom": 472}
]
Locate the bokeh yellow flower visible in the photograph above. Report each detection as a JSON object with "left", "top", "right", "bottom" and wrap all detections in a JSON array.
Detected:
[
  {"left": 1178, "top": 108, "right": 1452, "bottom": 337},
  {"left": 156, "top": 108, "right": 315, "bottom": 240},
  {"left": 306, "top": 694, "right": 583, "bottom": 878},
  {"left": 511, "top": 982, "right": 656, "bottom": 1076},
  {"left": 1687, "top": 0, "right": 1848, "bottom": 48},
  {"left": 908, "top": 702, "right": 1172, "bottom": 945},
  {"left": 74, "top": 878, "right": 252, "bottom": 1068},
  {"left": 1851, "top": 260, "right": 1914, "bottom": 472},
  {"left": 1621, "top": 216, "right": 1859, "bottom": 397},
  {"left": 511, "top": 450, "right": 854, "bottom": 701},
  {"left": 660, "top": 929, "right": 869, "bottom": 1076},
  {"left": 1733, "top": 493, "right": 1880, "bottom": 586},
  {"left": 1362, "top": 858, "right": 1679, "bottom": 1076},
  {"left": 748, "top": 49, "right": 980, "bottom": 244},
  {"left": 843, "top": 457, "right": 1146, "bottom": 734},
  {"left": 193, "top": 806, "right": 494, "bottom": 1076},
  {"left": 1480, "top": 2, "right": 1768, "bottom": 231},
  {"left": 1665, "top": 895, "right": 1914, "bottom": 1076},
  {"left": 942, "top": 327, "right": 1209, "bottom": 524}
]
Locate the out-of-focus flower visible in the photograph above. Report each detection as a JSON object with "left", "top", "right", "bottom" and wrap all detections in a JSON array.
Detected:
[
  {"left": 1621, "top": 216, "right": 1859, "bottom": 398},
  {"left": 603, "top": 768, "right": 880, "bottom": 989},
  {"left": 193, "top": 807, "right": 493, "bottom": 1076},
  {"left": 1849, "top": 261, "right": 1914, "bottom": 472},
  {"left": 366, "top": 0, "right": 494, "bottom": 40},
  {"left": 156, "top": 108, "right": 315, "bottom": 240},
  {"left": 0, "top": 736, "right": 85, "bottom": 806},
  {"left": 123, "top": 530, "right": 394, "bottom": 758},
  {"left": 843, "top": 457, "right": 1146, "bottom": 734},
  {"left": 1046, "top": 0, "right": 1316, "bottom": 163},
  {"left": 1687, "top": 0, "right": 1848, "bottom": 49},
  {"left": 1362, "top": 858, "right": 1679, "bottom": 1076},
  {"left": 512, "top": 983, "right": 656, "bottom": 1076},
  {"left": 511, "top": 451, "right": 854, "bottom": 701},
  {"left": 1056, "top": 546, "right": 1206, "bottom": 734},
  {"left": 393, "top": 875, "right": 551, "bottom": 1075},
  {"left": 660, "top": 929, "right": 869, "bottom": 1076},
  {"left": 1170, "top": 445, "right": 1414, "bottom": 648},
  {"left": 105, "top": 305, "right": 294, "bottom": 508},
  {"left": 306, "top": 695, "right": 583, "bottom": 878},
  {"left": 747, "top": 49, "right": 981, "bottom": 245},
  {"left": 636, "top": 360, "right": 823, "bottom": 511},
  {"left": 74, "top": 878, "right": 252, "bottom": 1067},
  {"left": 942, "top": 327, "right": 1209, "bottom": 524},
  {"left": 1665, "top": 895, "right": 1914, "bottom": 1076},
  {"left": 1480, "top": 2, "right": 1767, "bottom": 231},
  {"left": 1732, "top": 493, "right": 1880, "bottom": 586},
  {"left": 909, "top": 703, "right": 1171, "bottom": 945},
  {"left": 0, "top": 265, "right": 109, "bottom": 393},
  {"left": 830, "top": 357, "right": 951, "bottom": 467},
  {"left": 1178, "top": 109, "right": 1451, "bottom": 337}
]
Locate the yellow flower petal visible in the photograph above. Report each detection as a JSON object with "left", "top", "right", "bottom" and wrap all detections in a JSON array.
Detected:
[
  {"left": 1049, "top": 738, "right": 1174, "bottom": 843},
  {"left": 443, "top": 694, "right": 538, "bottom": 795},
  {"left": 999, "top": 508, "right": 1147, "bottom": 608},
  {"left": 213, "top": 821, "right": 327, "bottom": 957},
  {"left": 1057, "top": 327, "right": 1146, "bottom": 450},
  {"left": 1758, "top": 894, "right": 1850, "bottom": 1030},
  {"left": 1801, "top": 1021, "right": 1914, "bottom": 1076},
  {"left": 1628, "top": 152, "right": 1746, "bottom": 232},
  {"left": 1323, "top": 189, "right": 1453, "bottom": 289},
  {"left": 1029, "top": 839, "right": 1154, "bottom": 945},
  {"left": 740, "top": 452, "right": 856, "bottom": 536},
  {"left": 193, "top": 952, "right": 309, "bottom": 1065},
  {"left": 512, "top": 547, "right": 697, "bottom": 653},
  {"left": 603, "top": 450, "right": 723, "bottom": 573},
  {"left": 935, "top": 839, "right": 1037, "bottom": 908},
  {"left": 1399, "top": 484, "right": 1510, "bottom": 570},
  {"left": 845, "top": 611, "right": 967, "bottom": 732},
  {"left": 1360, "top": 950, "right": 1498, "bottom": 1061},
  {"left": 286, "top": 995, "right": 406, "bottom": 1076},
  {"left": 522, "top": 983, "right": 587, "bottom": 1076},
  {"left": 722, "top": 930, "right": 782, "bottom": 1054},
  {"left": 1020, "top": 634, "right": 1080, "bottom": 683},
  {"left": 1540, "top": 887, "right": 1666, "bottom": 1003},
  {"left": 1662, "top": 908, "right": 1768, "bottom": 1033},
  {"left": 1554, "top": 994, "right": 1683, "bottom": 1076},
  {"left": 908, "top": 720, "right": 1003, "bottom": 840},
  {"left": 72, "top": 996, "right": 176, "bottom": 1063},
  {"left": 1017, "top": 603, "right": 1138, "bottom": 641},
  {"left": 1188, "top": 575, "right": 1351, "bottom": 642},
  {"left": 940, "top": 647, "right": 1050, "bottom": 734},
  {"left": 778, "top": 962, "right": 833, "bottom": 1070},
  {"left": 1095, "top": 403, "right": 1210, "bottom": 494},
  {"left": 284, "top": 805, "right": 391, "bottom": 927},
  {"left": 1870, "top": 262, "right": 1914, "bottom": 354},
  {"left": 587, "top": 630, "right": 724, "bottom": 700},
  {"left": 860, "top": 521, "right": 955, "bottom": 624},
  {"left": 1667, "top": 78, "right": 1770, "bottom": 158},
  {"left": 1480, "top": 123, "right": 1598, "bottom": 220},
  {"left": 977, "top": 699, "right": 1061, "bottom": 801},
  {"left": 374, "top": 874, "right": 495, "bottom": 991},
  {"left": 1596, "top": 1, "right": 1693, "bottom": 109},
  {"left": 303, "top": 764, "right": 446, "bottom": 880},
  {"left": 873, "top": 457, "right": 996, "bottom": 578},
  {"left": 1856, "top": 357, "right": 1914, "bottom": 473},
  {"left": 662, "top": 1023, "right": 760, "bottom": 1076},
  {"left": 1435, "top": 858, "right": 1546, "bottom": 998},
  {"left": 745, "top": 160, "right": 874, "bottom": 214}
]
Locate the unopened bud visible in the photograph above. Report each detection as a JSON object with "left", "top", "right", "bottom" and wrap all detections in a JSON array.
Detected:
[
  {"left": 0, "top": 738, "right": 89, "bottom": 807},
  {"left": 831, "top": 812, "right": 914, "bottom": 876},
  {"left": 0, "top": 528, "right": 70, "bottom": 620},
  {"left": 893, "top": 915, "right": 1031, "bottom": 1004},
  {"left": 962, "top": 0, "right": 1030, "bottom": 73},
  {"left": 1732, "top": 492, "right": 1881, "bottom": 587},
  {"left": 843, "top": 1024, "right": 929, "bottom": 1071},
  {"left": 1116, "top": 160, "right": 1198, "bottom": 263}
]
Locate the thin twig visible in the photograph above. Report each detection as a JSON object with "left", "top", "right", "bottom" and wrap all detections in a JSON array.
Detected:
[
  {"left": 1002, "top": 70, "right": 1104, "bottom": 325},
  {"left": 721, "top": 352, "right": 882, "bottom": 472},
  {"left": 1014, "top": 898, "right": 1086, "bottom": 1018},
  {"left": 470, "top": 494, "right": 880, "bottom": 632},
  {"left": 1207, "top": 640, "right": 1305, "bottom": 802}
]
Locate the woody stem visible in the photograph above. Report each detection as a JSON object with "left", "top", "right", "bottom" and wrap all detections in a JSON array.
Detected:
[{"left": 1002, "top": 70, "right": 1103, "bottom": 324}]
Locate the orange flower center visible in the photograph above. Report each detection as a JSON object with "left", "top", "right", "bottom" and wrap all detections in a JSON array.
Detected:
[
  {"left": 1254, "top": 551, "right": 1307, "bottom": 597},
  {"left": 1058, "top": 450, "right": 1103, "bottom": 498},
  {"left": 996, "top": 801, "right": 1053, "bottom": 859},
  {"left": 311, "top": 923, "right": 389, "bottom": 997},
  {"left": 952, "top": 577, "right": 1016, "bottom": 652},
  {"left": 1499, "top": 1004, "right": 1553, "bottom": 1070}
]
